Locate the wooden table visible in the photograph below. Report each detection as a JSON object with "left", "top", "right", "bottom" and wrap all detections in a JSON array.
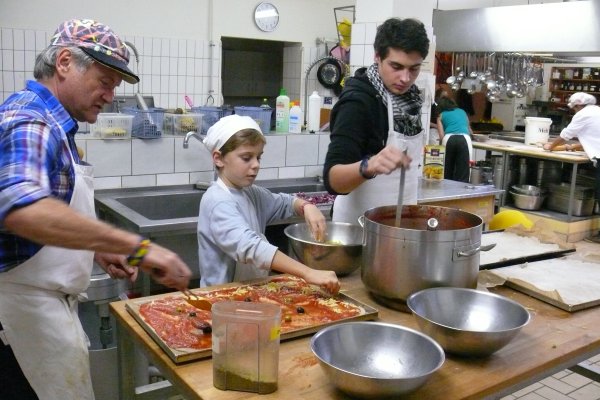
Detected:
[
  {"left": 472, "top": 138, "right": 591, "bottom": 218},
  {"left": 110, "top": 272, "right": 600, "bottom": 400}
]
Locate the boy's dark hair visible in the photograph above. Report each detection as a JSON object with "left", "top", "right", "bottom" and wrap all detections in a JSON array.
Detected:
[
  {"left": 436, "top": 97, "right": 458, "bottom": 113},
  {"left": 374, "top": 18, "right": 430, "bottom": 60}
]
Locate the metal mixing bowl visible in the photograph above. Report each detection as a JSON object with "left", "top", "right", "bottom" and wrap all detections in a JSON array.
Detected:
[
  {"left": 511, "top": 184, "right": 545, "bottom": 196},
  {"left": 310, "top": 322, "right": 445, "bottom": 398},
  {"left": 407, "top": 288, "right": 530, "bottom": 357},
  {"left": 284, "top": 222, "right": 363, "bottom": 275},
  {"left": 510, "top": 191, "right": 545, "bottom": 210}
]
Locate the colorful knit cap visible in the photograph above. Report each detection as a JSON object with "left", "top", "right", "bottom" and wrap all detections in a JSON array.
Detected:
[{"left": 50, "top": 18, "right": 139, "bottom": 84}]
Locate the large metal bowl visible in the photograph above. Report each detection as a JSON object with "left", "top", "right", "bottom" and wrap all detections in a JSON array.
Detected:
[
  {"left": 407, "top": 288, "right": 530, "bottom": 357},
  {"left": 284, "top": 222, "right": 363, "bottom": 276},
  {"left": 310, "top": 322, "right": 445, "bottom": 398},
  {"left": 510, "top": 191, "right": 545, "bottom": 211}
]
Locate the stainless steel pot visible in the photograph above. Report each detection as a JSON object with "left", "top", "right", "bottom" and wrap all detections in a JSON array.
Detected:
[{"left": 359, "top": 205, "right": 494, "bottom": 309}]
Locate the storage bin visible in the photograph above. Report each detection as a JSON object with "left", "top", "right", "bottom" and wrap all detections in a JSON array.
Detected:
[
  {"left": 190, "top": 106, "right": 234, "bottom": 134},
  {"left": 90, "top": 113, "right": 134, "bottom": 139},
  {"left": 122, "top": 107, "right": 166, "bottom": 139},
  {"left": 163, "top": 113, "right": 203, "bottom": 135},
  {"left": 234, "top": 106, "right": 273, "bottom": 134}
]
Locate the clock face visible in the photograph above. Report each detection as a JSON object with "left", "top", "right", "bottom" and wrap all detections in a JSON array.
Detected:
[{"left": 254, "top": 2, "right": 279, "bottom": 32}]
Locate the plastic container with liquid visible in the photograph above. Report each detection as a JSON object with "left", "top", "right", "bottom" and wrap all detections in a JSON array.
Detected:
[
  {"left": 212, "top": 301, "right": 281, "bottom": 394},
  {"left": 275, "top": 88, "right": 290, "bottom": 133},
  {"left": 308, "top": 91, "right": 321, "bottom": 133},
  {"left": 289, "top": 101, "right": 302, "bottom": 133}
]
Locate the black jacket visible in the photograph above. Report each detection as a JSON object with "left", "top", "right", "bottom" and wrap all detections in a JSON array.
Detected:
[{"left": 323, "top": 67, "right": 389, "bottom": 195}]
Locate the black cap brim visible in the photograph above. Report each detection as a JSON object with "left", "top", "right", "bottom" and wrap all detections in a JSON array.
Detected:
[{"left": 81, "top": 47, "right": 139, "bottom": 84}]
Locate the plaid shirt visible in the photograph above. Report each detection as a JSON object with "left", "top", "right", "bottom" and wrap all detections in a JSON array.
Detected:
[{"left": 0, "top": 80, "right": 80, "bottom": 272}]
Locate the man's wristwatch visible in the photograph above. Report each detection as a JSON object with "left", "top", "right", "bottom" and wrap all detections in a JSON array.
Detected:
[{"left": 359, "top": 156, "right": 377, "bottom": 179}]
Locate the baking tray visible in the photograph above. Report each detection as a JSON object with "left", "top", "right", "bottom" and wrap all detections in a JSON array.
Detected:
[{"left": 125, "top": 277, "right": 378, "bottom": 364}]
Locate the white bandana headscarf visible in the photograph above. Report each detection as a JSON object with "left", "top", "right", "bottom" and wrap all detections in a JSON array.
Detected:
[{"left": 203, "top": 115, "right": 262, "bottom": 152}]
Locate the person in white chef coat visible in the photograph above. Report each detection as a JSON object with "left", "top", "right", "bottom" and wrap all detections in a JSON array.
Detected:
[
  {"left": 543, "top": 92, "right": 600, "bottom": 243},
  {"left": 0, "top": 19, "right": 192, "bottom": 400},
  {"left": 197, "top": 115, "right": 340, "bottom": 294},
  {"left": 323, "top": 18, "right": 430, "bottom": 223}
]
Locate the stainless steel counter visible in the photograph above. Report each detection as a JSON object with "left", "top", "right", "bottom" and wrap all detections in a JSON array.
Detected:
[{"left": 418, "top": 179, "right": 502, "bottom": 203}]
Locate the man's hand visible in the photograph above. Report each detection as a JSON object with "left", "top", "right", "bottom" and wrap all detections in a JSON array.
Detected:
[
  {"left": 94, "top": 252, "right": 138, "bottom": 282},
  {"left": 368, "top": 144, "right": 412, "bottom": 176}
]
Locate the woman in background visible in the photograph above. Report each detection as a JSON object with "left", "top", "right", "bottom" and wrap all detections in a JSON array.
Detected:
[{"left": 436, "top": 96, "right": 473, "bottom": 182}]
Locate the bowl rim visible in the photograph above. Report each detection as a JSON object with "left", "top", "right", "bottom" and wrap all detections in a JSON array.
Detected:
[
  {"left": 284, "top": 221, "right": 363, "bottom": 246},
  {"left": 406, "top": 287, "right": 531, "bottom": 333},
  {"left": 309, "top": 321, "right": 445, "bottom": 379}
]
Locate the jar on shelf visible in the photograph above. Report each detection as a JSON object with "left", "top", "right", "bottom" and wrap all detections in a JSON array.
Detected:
[
  {"left": 564, "top": 69, "right": 574, "bottom": 79},
  {"left": 574, "top": 68, "right": 581, "bottom": 79},
  {"left": 552, "top": 69, "right": 561, "bottom": 79},
  {"left": 590, "top": 84, "right": 597, "bottom": 92}
]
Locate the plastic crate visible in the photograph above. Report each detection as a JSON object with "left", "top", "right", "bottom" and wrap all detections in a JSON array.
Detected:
[
  {"left": 234, "top": 107, "right": 273, "bottom": 134},
  {"left": 122, "top": 107, "right": 166, "bottom": 139},
  {"left": 163, "top": 113, "right": 203, "bottom": 136},
  {"left": 90, "top": 113, "right": 133, "bottom": 139},
  {"left": 190, "top": 106, "right": 234, "bottom": 134}
]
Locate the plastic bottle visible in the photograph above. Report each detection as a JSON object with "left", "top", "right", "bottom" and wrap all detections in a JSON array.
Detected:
[
  {"left": 308, "top": 91, "right": 322, "bottom": 133},
  {"left": 289, "top": 101, "right": 302, "bottom": 133},
  {"left": 275, "top": 88, "right": 290, "bottom": 133}
]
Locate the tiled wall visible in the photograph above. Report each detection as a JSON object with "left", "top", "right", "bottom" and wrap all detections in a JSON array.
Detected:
[{"left": 1, "top": 26, "right": 339, "bottom": 189}]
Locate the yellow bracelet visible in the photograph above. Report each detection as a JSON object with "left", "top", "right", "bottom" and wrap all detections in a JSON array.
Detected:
[{"left": 127, "top": 239, "right": 150, "bottom": 267}]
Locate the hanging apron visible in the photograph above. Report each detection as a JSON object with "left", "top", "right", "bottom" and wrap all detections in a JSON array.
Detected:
[
  {"left": 0, "top": 149, "right": 96, "bottom": 400},
  {"left": 332, "top": 93, "right": 423, "bottom": 224},
  {"left": 215, "top": 179, "right": 270, "bottom": 282},
  {"left": 442, "top": 133, "right": 473, "bottom": 161}
]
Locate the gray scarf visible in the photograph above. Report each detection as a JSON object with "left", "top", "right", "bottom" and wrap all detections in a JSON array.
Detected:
[{"left": 366, "top": 63, "right": 423, "bottom": 136}]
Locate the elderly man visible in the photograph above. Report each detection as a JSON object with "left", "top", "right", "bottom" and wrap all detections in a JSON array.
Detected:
[
  {"left": 544, "top": 92, "right": 600, "bottom": 242},
  {"left": 0, "top": 19, "right": 192, "bottom": 399}
]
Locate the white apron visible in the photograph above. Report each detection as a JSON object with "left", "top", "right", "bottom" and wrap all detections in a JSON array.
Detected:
[
  {"left": 442, "top": 133, "right": 473, "bottom": 161},
  {"left": 216, "top": 179, "right": 270, "bottom": 282},
  {"left": 332, "top": 93, "right": 423, "bottom": 224},
  {"left": 0, "top": 149, "right": 96, "bottom": 400}
]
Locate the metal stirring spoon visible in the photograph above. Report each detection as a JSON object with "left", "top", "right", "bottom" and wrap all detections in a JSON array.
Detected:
[{"left": 395, "top": 150, "right": 408, "bottom": 228}]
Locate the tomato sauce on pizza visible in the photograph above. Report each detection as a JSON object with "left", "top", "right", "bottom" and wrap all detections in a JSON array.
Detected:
[{"left": 138, "top": 275, "right": 363, "bottom": 351}]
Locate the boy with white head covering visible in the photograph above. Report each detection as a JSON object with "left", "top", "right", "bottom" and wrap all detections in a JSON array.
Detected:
[
  {"left": 544, "top": 92, "right": 600, "bottom": 242},
  {"left": 197, "top": 115, "right": 340, "bottom": 293}
]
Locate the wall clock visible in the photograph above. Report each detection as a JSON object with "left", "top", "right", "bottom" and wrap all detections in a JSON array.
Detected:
[{"left": 254, "top": 2, "right": 280, "bottom": 32}]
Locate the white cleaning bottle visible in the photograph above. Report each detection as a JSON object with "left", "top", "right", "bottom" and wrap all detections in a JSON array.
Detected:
[
  {"left": 275, "top": 88, "right": 290, "bottom": 133},
  {"left": 289, "top": 101, "right": 302, "bottom": 133},
  {"left": 308, "top": 91, "right": 321, "bottom": 133}
]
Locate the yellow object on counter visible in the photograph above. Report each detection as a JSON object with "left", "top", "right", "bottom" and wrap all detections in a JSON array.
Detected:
[{"left": 489, "top": 210, "right": 533, "bottom": 230}]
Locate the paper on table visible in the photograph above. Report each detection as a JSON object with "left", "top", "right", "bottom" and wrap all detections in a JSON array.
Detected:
[{"left": 479, "top": 258, "right": 600, "bottom": 309}]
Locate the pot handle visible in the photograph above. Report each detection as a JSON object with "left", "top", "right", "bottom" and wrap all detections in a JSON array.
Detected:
[
  {"left": 456, "top": 243, "right": 497, "bottom": 258},
  {"left": 357, "top": 215, "right": 365, "bottom": 227}
]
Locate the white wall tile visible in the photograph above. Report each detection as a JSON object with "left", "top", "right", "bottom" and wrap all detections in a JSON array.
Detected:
[
  {"left": 94, "top": 176, "right": 122, "bottom": 190},
  {"left": 286, "top": 135, "right": 319, "bottom": 166},
  {"left": 131, "top": 137, "right": 175, "bottom": 175},
  {"left": 24, "top": 30, "right": 35, "bottom": 51},
  {"left": 86, "top": 139, "right": 132, "bottom": 177},
  {"left": 278, "top": 166, "right": 305, "bottom": 179},
  {"left": 122, "top": 174, "right": 157, "bottom": 188},
  {"left": 318, "top": 133, "right": 331, "bottom": 164},
  {"left": 365, "top": 23, "right": 378, "bottom": 46},
  {"left": 174, "top": 137, "right": 214, "bottom": 172},
  {"left": 190, "top": 171, "right": 216, "bottom": 184},
  {"left": 156, "top": 172, "right": 190, "bottom": 186},
  {"left": 364, "top": 46, "right": 375, "bottom": 65},
  {"left": 261, "top": 135, "right": 287, "bottom": 168},
  {"left": 2, "top": 49, "right": 14, "bottom": 70},
  {"left": 352, "top": 23, "right": 366, "bottom": 45},
  {"left": 257, "top": 168, "right": 279, "bottom": 180},
  {"left": 13, "top": 50, "right": 24, "bottom": 70},
  {"left": 304, "top": 165, "right": 323, "bottom": 178},
  {"left": 1, "top": 29, "right": 13, "bottom": 49},
  {"left": 350, "top": 45, "right": 365, "bottom": 67},
  {"left": 12, "top": 29, "right": 24, "bottom": 50}
]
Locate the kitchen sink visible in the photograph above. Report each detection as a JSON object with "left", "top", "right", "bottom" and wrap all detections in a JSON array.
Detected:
[
  {"left": 94, "top": 177, "right": 328, "bottom": 235},
  {"left": 115, "top": 191, "right": 203, "bottom": 220}
]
